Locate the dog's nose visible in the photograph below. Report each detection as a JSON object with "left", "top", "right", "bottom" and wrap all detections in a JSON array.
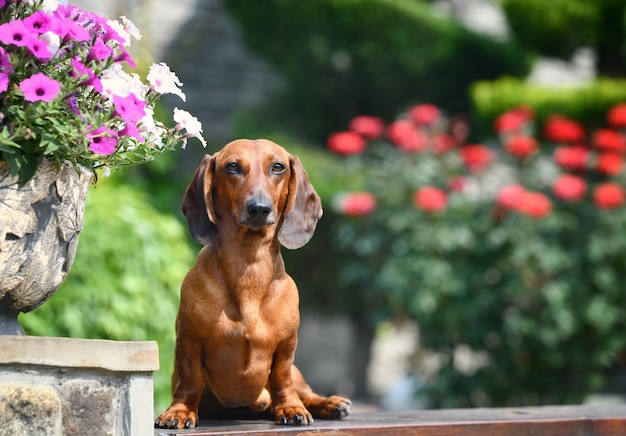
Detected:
[{"left": 246, "top": 198, "right": 272, "bottom": 219}]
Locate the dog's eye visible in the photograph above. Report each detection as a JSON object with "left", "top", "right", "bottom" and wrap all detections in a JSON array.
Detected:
[
  {"left": 272, "top": 163, "right": 286, "bottom": 174},
  {"left": 225, "top": 162, "right": 240, "bottom": 174}
]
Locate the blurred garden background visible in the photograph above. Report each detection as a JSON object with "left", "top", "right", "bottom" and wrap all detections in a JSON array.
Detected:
[{"left": 19, "top": 0, "right": 626, "bottom": 415}]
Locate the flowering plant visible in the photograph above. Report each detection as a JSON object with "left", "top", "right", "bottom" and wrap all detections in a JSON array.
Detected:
[
  {"left": 0, "top": 0, "right": 206, "bottom": 184},
  {"left": 326, "top": 101, "right": 626, "bottom": 407}
]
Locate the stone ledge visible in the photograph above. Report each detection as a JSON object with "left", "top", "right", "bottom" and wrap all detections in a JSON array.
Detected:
[
  {"left": 0, "top": 335, "right": 159, "bottom": 372},
  {"left": 155, "top": 404, "right": 626, "bottom": 435},
  {"left": 0, "top": 335, "right": 159, "bottom": 436}
]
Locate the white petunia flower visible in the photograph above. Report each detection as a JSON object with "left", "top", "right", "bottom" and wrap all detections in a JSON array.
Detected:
[
  {"left": 173, "top": 108, "right": 207, "bottom": 148},
  {"left": 100, "top": 64, "right": 148, "bottom": 100},
  {"left": 107, "top": 17, "right": 140, "bottom": 47},
  {"left": 147, "top": 63, "right": 186, "bottom": 101}
]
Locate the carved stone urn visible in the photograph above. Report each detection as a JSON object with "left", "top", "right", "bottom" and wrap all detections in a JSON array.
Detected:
[{"left": 0, "top": 159, "right": 92, "bottom": 335}]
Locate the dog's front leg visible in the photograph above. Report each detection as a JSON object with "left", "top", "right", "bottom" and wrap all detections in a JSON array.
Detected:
[
  {"left": 155, "top": 337, "right": 205, "bottom": 429},
  {"left": 270, "top": 336, "right": 313, "bottom": 425}
]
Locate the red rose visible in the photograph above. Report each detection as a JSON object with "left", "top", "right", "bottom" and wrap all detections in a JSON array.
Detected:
[
  {"left": 607, "top": 103, "right": 626, "bottom": 128},
  {"left": 386, "top": 120, "right": 426, "bottom": 152},
  {"left": 553, "top": 145, "right": 589, "bottom": 171},
  {"left": 518, "top": 191, "right": 552, "bottom": 218},
  {"left": 460, "top": 144, "right": 493, "bottom": 172},
  {"left": 432, "top": 133, "right": 455, "bottom": 154},
  {"left": 543, "top": 115, "right": 586, "bottom": 143},
  {"left": 496, "top": 184, "right": 526, "bottom": 209},
  {"left": 504, "top": 135, "right": 539, "bottom": 158},
  {"left": 553, "top": 174, "right": 587, "bottom": 201},
  {"left": 327, "top": 131, "right": 366, "bottom": 155},
  {"left": 413, "top": 186, "right": 447, "bottom": 212},
  {"left": 494, "top": 106, "right": 533, "bottom": 134},
  {"left": 409, "top": 104, "right": 440, "bottom": 126},
  {"left": 448, "top": 176, "right": 467, "bottom": 193},
  {"left": 597, "top": 153, "right": 624, "bottom": 175},
  {"left": 594, "top": 183, "right": 625, "bottom": 209},
  {"left": 338, "top": 192, "right": 377, "bottom": 216},
  {"left": 592, "top": 129, "right": 626, "bottom": 153},
  {"left": 349, "top": 115, "right": 385, "bottom": 139}
]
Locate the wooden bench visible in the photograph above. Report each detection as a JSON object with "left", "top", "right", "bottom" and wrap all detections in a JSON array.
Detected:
[{"left": 154, "top": 404, "right": 626, "bottom": 435}]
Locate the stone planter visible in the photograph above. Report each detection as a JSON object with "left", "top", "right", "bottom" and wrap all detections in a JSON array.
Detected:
[{"left": 0, "top": 159, "right": 92, "bottom": 335}]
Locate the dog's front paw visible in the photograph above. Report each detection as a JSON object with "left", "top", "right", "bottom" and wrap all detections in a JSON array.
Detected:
[
  {"left": 274, "top": 404, "right": 313, "bottom": 426},
  {"left": 307, "top": 395, "right": 352, "bottom": 420},
  {"left": 154, "top": 403, "right": 198, "bottom": 429}
]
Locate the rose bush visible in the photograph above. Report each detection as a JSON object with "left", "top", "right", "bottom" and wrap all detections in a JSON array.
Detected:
[
  {"left": 327, "top": 102, "right": 626, "bottom": 407},
  {"left": 0, "top": 0, "right": 205, "bottom": 184}
]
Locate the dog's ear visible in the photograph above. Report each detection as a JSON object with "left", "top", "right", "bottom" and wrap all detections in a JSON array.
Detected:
[
  {"left": 278, "top": 155, "right": 323, "bottom": 250},
  {"left": 182, "top": 154, "right": 218, "bottom": 246}
]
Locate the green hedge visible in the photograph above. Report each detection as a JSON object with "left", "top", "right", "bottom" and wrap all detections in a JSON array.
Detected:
[
  {"left": 471, "top": 77, "right": 626, "bottom": 136},
  {"left": 20, "top": 178, "right": 196, "bottom": 415},
  {"left": 498, "top": 0, "right": 599, "bottom": 59},
  {"left": 226, "top": 0, "right": 533, "bottom": 141}
]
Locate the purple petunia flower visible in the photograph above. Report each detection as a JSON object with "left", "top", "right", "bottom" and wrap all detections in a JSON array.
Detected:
[
  {"left": 0, "top": 20, "right": 37, "bottom": 47},
  {"left": 0, "top": 72, "right": 9, "bottom": 93},
  {"left": 87, "top": 125, "right": 118, "bottom": 155},
  {"left": 88, "top": 37, "right": 113, "bottom": 61},
  {"left": 26, "top": 37, "right": 51, "bottom": 59},
  {"left": 113, "top": 93, "right": 146, "bottom": 123},
  {"left": 23, "top": 11, "right": 55, "bottom": 34},
  {"left": 19, "top": 73, "right": 62, "bottom": 102}
]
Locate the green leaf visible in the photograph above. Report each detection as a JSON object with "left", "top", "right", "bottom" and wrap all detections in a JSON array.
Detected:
[
  {"left": 41, "top": 133, "right": 61, "bottom": 154},
  {"left": 18, "top": 156, "right": 38, "bottom": 187},
  {"left": 2, "top": 151, "right": 22, "bottom": 177}
]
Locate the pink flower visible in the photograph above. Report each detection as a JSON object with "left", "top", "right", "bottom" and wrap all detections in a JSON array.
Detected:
[
  {"left": 496, "top": 184, "right": 526, "bottom": 210},
  {"left": 88, "top": 37, "right": 114, "bottom": 61},
  {"left": 349, "top": 115, "right": 385, "bottom": 139},
  {"left": 0, "top": 20, "right": 36, "bottom": 47},
  {"left": 23, "top": 11, "right": 55, "bottom": 34},
  {"left": 338, "top": 192, "right": 377, "bottom": 216},
  {"left": 113, "top": 93, "right": 146, "bottom": 123},
  {"left": 25, "top": 37, "right": 51, "bottom": 59},
  {"left": 594, "top": 183, "right": 625, "bottom": 209},
  {"left": 409, "top": 104, "right": 440, "bottom": 126},
  {"left": 19, "top": 73, "right": 61, "bottom": 102},
  {"left": 413, "top": 186, "right": 447, "bottom": 212},
  {"left": 327, "top": 131, "right": 366, "bottom": 155},
  {"left": 0, "top": 72, "right": 9, "bottom": 93},
  {"left": 553, "top": 175, "right": 587, "bottom": 202},
  {"left": 119, "top": 121, "right": 143, "bottom": 141},
  {"left": 87, "top": 126, "right": 118, "bottom": 155}
]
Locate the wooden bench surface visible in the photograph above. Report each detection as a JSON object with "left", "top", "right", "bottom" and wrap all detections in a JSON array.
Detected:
[{"left": 154, "top": 404, "right": 626, "bottom": 435}]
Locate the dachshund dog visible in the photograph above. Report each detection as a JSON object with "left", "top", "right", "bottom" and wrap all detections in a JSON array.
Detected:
[{"left": 155, "top": 139, "right": 351, "bottom": 429}]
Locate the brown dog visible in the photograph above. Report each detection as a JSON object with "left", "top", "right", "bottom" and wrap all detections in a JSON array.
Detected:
[{"left": 154, "top": 139, "right": 351, "bottom": 429}]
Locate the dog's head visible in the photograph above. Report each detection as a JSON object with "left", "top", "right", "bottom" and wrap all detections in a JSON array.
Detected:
[{"left": 182, "top": 139, "right": 323, "bottom": 249}]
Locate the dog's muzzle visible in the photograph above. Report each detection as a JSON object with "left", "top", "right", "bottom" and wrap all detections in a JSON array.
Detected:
[{"left": 243, "top": 197, "right": 274, "bottom": 226}]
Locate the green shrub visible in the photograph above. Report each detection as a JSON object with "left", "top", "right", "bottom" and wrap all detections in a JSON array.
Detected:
[
  {"left": 498, "top": 0, "right": 626, "bottom": 76},
  {"left": 19, "top": 178, "right": 196, "bottom": 415},
  {"left": 226, "top": 0, "right": 532, "bottom": 142},
  {"left": 499, "top": 0, "right": 599, "bottom": 59},
  {"left": 471, "top": 77, "right": 626, "bottom": 137}
]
